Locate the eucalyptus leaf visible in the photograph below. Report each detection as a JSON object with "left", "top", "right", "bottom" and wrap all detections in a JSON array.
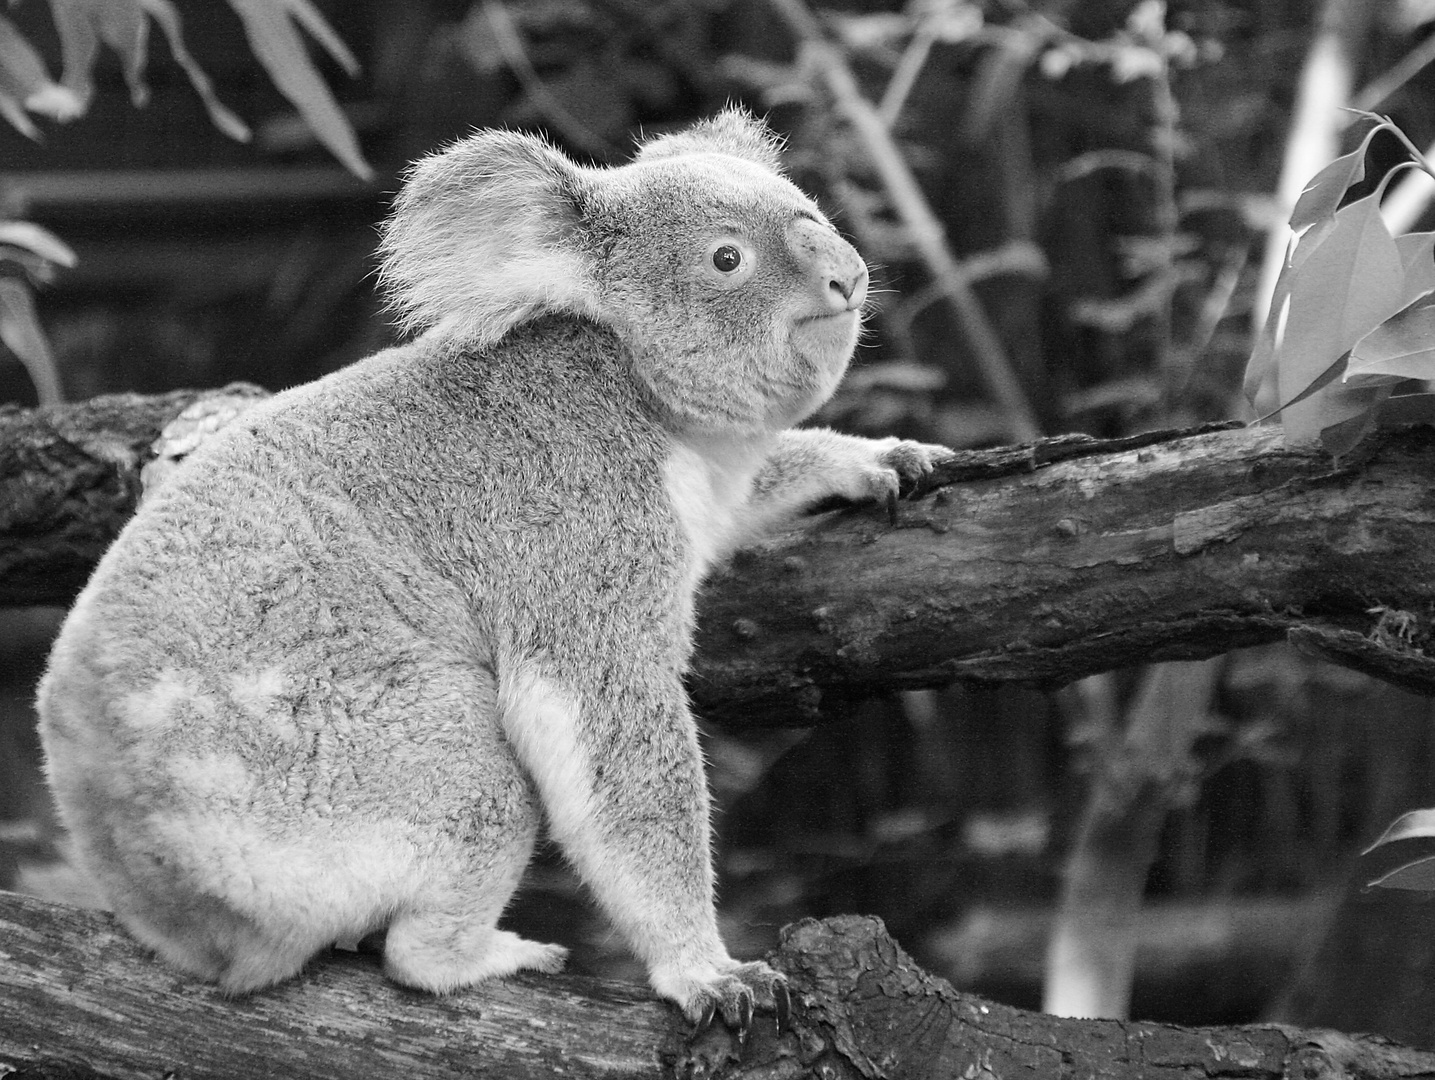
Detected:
[
  {"left": 1317, "top": 383, "right": 1393, "bottom": 458},
  {"left": 1275, "top": 190, "right": 1408, "bottom": 444},
  {"left": 0, "top": 13, "right": 83, "bottom": 128},
  {"left": 1252, "top": 352, "right": 1348, "bottom": 423},
  {"left": 1349, "top": 293, "right": 1435, "bottom": 381},
  {"left": 226, "top": 0, "right": 371, "bottom": 179},
  {"left": 278, "top": 0, "right": 358, "bottom": 76},
  {"left": 48, "top": 0, "right": 100, "bottom": 106},
  {"left": 48, "top": 0, "right": 149, "bottom": 107},
  {"left": 0, "top": 276, "right": 63, "bottom": 404},
  {"left": 0, "top": 93, "right": 36, "bottom": 138},
  {"left": 0, "top": 222, "right": 77, "bottom": 268},
  {"left": 1396, "top": 230, "right": 1435, "bottom": 306},
  {"left": 1369, "top": 853, "right": 1435, "bottom": 891},
  {"left": 1244, "top": 238, "right": 1295, "bottom": 405},
  {"left": 1374, "top": 391, "right": 1435, "bottom": 424},
  {"left": 1289, "top": 119, "right": 1390, "bottom": 231},
  {"left": 138, "top": 0, "right": 251, "bottom": 142}
]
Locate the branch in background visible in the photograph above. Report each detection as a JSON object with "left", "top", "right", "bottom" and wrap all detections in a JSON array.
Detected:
[
  {"left": 766, "top": 0, "right": 1043, "bottom": 442},
  {"left": 8, "top": 392, "right": 1435, "bottom": 725}
]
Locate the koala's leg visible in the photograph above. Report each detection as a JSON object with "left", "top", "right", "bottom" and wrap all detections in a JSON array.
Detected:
[
  {"left": 738, "top": 427, "right": 954, "bottom": 541},
  {"left": 43, "top": 613, "right": 560, "bottom": 996},
  {"left": 497, "top": 656, "right": 782, "bottom": 1027},
  {"left": 382, "top": 817, "right": 568, "bottom": 992}
]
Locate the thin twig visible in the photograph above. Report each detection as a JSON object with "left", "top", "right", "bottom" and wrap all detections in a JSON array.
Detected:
[
  {"left": 1353, "top": 31, "right": 1435, "bottom": 114},
  {"left": 877, "top": 15, "right": 940, "bottom": 128},
  {"left": 480, "top": 1, "right": 621, "bottom": 161},
  {"left": 767, "top": 0, "right": 1042, "bottom": 442}
]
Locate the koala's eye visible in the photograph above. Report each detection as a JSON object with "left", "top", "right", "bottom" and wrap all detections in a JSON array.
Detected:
[
  {"left": 711, "top": 245, "right": 743, "bottom": 273},
  {"left": 702, "top": 238, "right": 755, "bottom": 288}
]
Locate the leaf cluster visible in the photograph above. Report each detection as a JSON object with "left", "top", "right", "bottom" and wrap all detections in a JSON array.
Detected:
[
  {"left": 0, "top": 0, "right": 369, "bottom": 178},
  {"left": 1246, "top": 112, "right": 1435, "bottom": 456}
]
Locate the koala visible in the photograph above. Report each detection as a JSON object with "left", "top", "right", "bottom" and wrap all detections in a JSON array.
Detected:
[{"left": 36, "top": 109, "right": 951, "bottom": 1028}]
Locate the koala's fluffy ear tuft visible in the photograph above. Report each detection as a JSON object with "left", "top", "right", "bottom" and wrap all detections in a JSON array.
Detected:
[
  {"left": 378, "top": 130, "right": 599, "bottom": 345},
  {"left": 634, "top": 106, "right": 786, "bottom": 173}
]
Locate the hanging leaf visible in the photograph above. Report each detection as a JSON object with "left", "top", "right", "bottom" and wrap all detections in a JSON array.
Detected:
[
  {"left": 0, "top": 13, "right": 84, "bottom": 134},
  {"left": 1244, "top": 237, "right": 1296, "bottom": 405},
  {"left": 1395, "top": 230, "right": 1435, "bottom": 305},
  {"left": 225, "top": 0, "right": 371, "bottom": 179},
  {"left": 276, "top": 0, "right": 359, "bottom": 77},
  {"left": 49, "top": 0, "right": 150, "bottom": 108},
  {"left": 1369, "top": 853, "right": 1435, "bottom": 890},
  {"left": 1317, "top": 383, "right": 1395, "bottom": 458},
  {"left": 138, "top": 0, "right": 251, "bottom": 142},
  {"left": 0, "top": 222, "right": 78, "bottom": 269},
  {"left": 48, "top": 0, "right": 100, "bottom": 107},
  {"left": 1252, "top": 351, "right": 1349, "bottom": 423},
  {"left": 1348, "top": 293, "right": 1435, "bottom": 381},
  {"left": 1272, "top": 189, "right": 1408, "bottom": 444},
  {"left": 0, "top": 277, "right": 63, "bottom": 404},
  {"left": 1372, "top": 391, "right": 1435, "bottom": 425},
  {"left": 1288, "top": 119, "right": 1390, "bottom": 231}
]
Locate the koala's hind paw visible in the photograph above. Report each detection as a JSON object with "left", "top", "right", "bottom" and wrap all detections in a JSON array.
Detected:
[{"left": 679, "top": 960, "right": 788, "bottom": 1039}]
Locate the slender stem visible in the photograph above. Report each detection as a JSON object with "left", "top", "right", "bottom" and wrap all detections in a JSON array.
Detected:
[
  {"left": 766, "top": 0, "right": 1042, "bottom": 442},
  {"left": 1353, "top": 33, "right": 1435, "bottom": 115},
  {"left": 480, "top": 1, "right": 620, "bottom": 161},
  {"left": 877, "top": 16, "right": 939, "bottom": 128}
]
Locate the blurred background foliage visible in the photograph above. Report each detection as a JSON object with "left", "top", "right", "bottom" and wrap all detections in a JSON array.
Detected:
[{"left": 7, "top": 0, "right": 1435, "bottom": 1045}]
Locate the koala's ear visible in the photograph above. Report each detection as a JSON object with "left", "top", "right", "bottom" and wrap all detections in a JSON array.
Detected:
[
  {"left": 378, "top": 130, "right": 598, "bottom": 345},
  {"left": 634, "top": 107, "right": 786, "bottom": 174}
]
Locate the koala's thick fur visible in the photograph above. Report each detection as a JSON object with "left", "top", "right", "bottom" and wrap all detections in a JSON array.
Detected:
[{"left": 37, "top": 109, "right": 950, "bottom": 1025}]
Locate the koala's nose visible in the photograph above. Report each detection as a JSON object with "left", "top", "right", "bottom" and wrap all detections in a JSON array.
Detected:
[
  {"left": 788, "top": 217, "right": 869, "bottom": 313},
  {"left": 829, "top": 263, "right": 869, "bottom": 310}
]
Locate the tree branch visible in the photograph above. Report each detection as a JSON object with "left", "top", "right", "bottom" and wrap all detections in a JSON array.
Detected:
[
  {"left": 5, "top": 392, "right": 1435, "bottom": 727},
  {"left": 3, "top": 889, "right": 1434, "bottom": 1080}
]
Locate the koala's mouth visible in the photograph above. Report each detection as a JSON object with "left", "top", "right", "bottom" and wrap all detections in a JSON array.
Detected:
[
  {"left": 795, "top": 308, "right": 861, "bottom": 326},
  {"left": 791, "top": 309, "right": 861, "bottom": 361}
]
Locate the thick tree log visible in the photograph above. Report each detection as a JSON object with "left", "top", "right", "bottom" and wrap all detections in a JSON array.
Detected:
[
  {"left": 4, "top": 888, "right": 1435, "bottom": 1080},
  {"left": 5, "top": 392, "right": 1435, "bottom": 725}
]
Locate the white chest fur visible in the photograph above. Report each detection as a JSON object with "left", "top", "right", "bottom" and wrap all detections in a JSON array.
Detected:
[{"left": 662, "top": 432, "right": 774, "bottom": 578}]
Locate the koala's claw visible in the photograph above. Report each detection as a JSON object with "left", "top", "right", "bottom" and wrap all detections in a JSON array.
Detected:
[
  {"left": 774, "top": 980, "right": 792, "bottom": 1036},
  {"left": 737, "top": 991, "right": 755, "bottom": 1044},
  {"left": 870, "top": 439, "right": 954, "bottom": 521},
  {"left": 681, "top": 961, "right": 786, "bottom": 1042},
  {"left": 693, "top": 998, "right": 717, "bottom": 1035}
]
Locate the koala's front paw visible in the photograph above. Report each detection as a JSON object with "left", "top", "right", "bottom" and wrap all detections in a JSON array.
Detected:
[
  {"left": 664, "top": 960, "right": 791, "bottom": 1039},
  {"left": 867, "top": 438, "right": 955, "bottom": 523}
]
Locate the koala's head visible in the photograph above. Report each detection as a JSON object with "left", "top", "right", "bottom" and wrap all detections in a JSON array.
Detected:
[{"left": 378, "top": 109, "right": 868, "bottom": 433}]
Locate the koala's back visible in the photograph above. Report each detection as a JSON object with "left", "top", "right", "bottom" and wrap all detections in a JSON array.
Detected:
[{"left": 38, "top": 315, "right": 682, "bottom": 975}]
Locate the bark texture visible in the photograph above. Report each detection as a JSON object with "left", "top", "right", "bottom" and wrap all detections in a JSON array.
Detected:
[
  {"left": 4, "top": 889, "right": 1435, "bottom": 1080},
  {"left": 5, "top": 392, "right": 1435, "bottom": 727}
]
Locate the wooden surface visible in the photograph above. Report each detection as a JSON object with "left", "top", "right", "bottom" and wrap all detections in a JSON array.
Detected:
[
  {"left": 5, "top": 392, "right": 1435, "bottom": 725},
  {"left": 695, "top": 421, "right": 1435, "bottom": 722},
  {"left": 0, "top": 889, "right": 672, "bottom": 1079},
  {"left": 6, "top": 889, "right": 1435, "bottom": 1080}
]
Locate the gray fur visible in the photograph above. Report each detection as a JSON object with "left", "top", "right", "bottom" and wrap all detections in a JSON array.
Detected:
[{"left": 37, "top": 109, "right": 951, "bottom": 1023}]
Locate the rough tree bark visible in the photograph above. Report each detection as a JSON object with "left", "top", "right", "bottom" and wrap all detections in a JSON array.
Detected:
[
  {"left": 6, "top": 888, "right": 1435, "bottom": 1080},
  {"left": 7, "top": 391, "right": 1435, "bottom": 1078},
  {"left": 5, "top": 389, "right": 1435, "bottom": 724}
]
